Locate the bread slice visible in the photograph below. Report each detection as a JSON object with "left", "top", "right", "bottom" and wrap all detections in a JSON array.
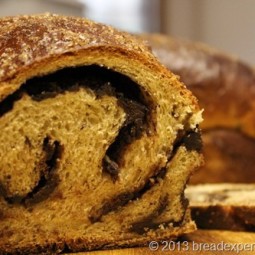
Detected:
[
  {"left": 0, "top": 14, "right": 203, "bottom": 254},
  {"left": 139, "top": 33, "right": 255, "bottom": 183},
  {"left": 186, "top": 184, "right": 255, "bottom": 231}
]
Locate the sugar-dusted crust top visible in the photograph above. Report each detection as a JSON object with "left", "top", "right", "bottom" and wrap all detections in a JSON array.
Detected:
[
  {"left": 0, "top": 13, "right": 202, "bottom": 124},
  {"left": 0, "top": 13, "right": 151, "bottom": 83},
  {"left": 0, "top": 14, "right": 164, "bottom": 101}
]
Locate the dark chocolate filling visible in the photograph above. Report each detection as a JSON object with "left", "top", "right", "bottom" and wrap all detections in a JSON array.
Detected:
[
  {"left": 0, "top": 65, "right": 149, "bottom": 204},
  {"left": 181, "top": 130, "right": 202, "bottom": 152},
  {"left": 0, "top": 136, "right": 62, "bottom": 206},
  {"left": 88, "top": 129, "right": 202, "bottom": 227},
  {"left": 86, "top": 122, "right": 201, "bottom": 225},
  {"left": 103, "top": 98, "right": 148, "bottom": 179},
  {"left": 166, "top": 129, "right": 202, "bottom": 163},
  {"left": 89, "top": 192, "right": 135, "bottom": 223},
  {"left": 24, "top": 136, "right": 63, "bottom": 206},
  {"left": 0, "top": 64, "right": 202, "bottom": 227},
  {"left": 88, "top": 167, "right": 167, "bottom": 223},
  {"left": 90, "top": 130, "right": 202, "bottom": 226},
  {"left": 26, "top": 66, "right": 149, "bottom": 180},
  {"left": 130, "top": 195, "right": 169, "bottom": 234}
]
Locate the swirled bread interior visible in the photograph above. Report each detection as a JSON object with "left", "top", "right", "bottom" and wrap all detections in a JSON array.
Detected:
[{"left": 0, "top": 14, "right": 203, "bottom": 254}]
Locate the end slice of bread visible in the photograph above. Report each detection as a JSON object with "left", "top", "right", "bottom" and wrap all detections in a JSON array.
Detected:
[{"left": 186, "top": 184, "right": 255, "bottom": 231}]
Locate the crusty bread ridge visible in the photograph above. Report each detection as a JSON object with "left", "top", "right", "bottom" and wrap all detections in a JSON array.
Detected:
[
  {"left": 140, "top": 33, "right": 255, "bottom": 183},
  {"left": 0, "top": 14, "right": 203, "bottom": 254}
]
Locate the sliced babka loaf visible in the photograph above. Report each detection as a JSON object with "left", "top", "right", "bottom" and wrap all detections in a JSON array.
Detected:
[{"left": 0, "top": 14, "right": 203, "bottom": 254}]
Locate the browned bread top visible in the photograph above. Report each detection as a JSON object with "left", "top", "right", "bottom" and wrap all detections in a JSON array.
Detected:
[
  {"left": 0, "top": 14, "right": 146, "bottom": 99},
  {"left": 0, "top": 14, "right": 199, "bottom": 112},
  {"left": 0, "top": 13, "right": 148, "bottom": 79}
]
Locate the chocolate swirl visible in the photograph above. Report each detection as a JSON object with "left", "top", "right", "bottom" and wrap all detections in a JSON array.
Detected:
[
  {"left": 0, "top": 14, "right": 203, "bottom": 254},
  {"left": 0, "top": 65, "right": 201, "bottom": 220},
  {"left": 0, "top": 65, "right": 149, "bottom": 205}
]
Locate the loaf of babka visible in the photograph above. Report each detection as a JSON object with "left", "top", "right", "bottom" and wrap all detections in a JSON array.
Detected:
[
  {"left": 0, "top": 14, "right": 203, "bottom": 254},
  {"left": 140, "top": 33, "right": 255, "bottom": 183},
  {"left": 186, "top": 184, "right": 255, "bottom": 231}
]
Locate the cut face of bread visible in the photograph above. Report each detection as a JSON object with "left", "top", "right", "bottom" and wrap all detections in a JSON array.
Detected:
[{"left": 0, "top": 14, "right": 203, "bottom": 254}]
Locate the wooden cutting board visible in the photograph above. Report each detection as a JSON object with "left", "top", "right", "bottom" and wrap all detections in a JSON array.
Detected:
[{"left": 71, "top": 229, "right": 255, "bottom": 255}]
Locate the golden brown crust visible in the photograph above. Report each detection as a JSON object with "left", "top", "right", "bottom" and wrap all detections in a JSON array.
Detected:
[
  {"left": 0, "top": 14, "right": 199, "bottom": 111},
  {"left": 0, "top": 14, "right": 148, "bottom": 81},
  {"left": 0, "top": 14, "right": 142, "bottom": 99}
]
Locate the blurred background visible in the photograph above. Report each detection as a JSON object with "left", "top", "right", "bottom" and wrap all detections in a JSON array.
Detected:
[{"left": 0, "top": 0, "right": 254, "bottom": 65}]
